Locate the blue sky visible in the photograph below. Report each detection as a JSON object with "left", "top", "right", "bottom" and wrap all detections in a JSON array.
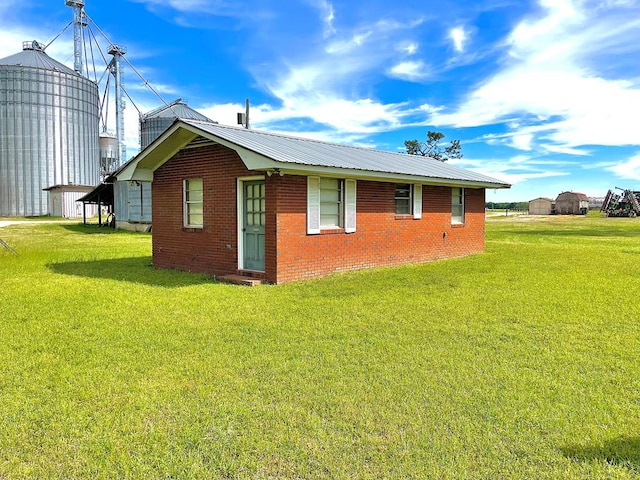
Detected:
[{"left": 1, "top": 0, "right": 639, "bottom": 201}]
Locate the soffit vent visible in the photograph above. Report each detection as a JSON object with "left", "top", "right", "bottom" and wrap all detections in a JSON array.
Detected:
[{"left": 184, "top": 135, "right": 216, "bottom": 149}]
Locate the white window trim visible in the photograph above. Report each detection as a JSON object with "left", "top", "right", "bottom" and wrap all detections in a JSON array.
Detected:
[
  {"left": 452, "top": 187, "right": 465, "bottom": 225},
  {"left": 394, "top": 183, "right": 413, "bottom": 216},
  {"left": 320, "top": 178, "right": 344, "bottom": 230},
  {"left": 345, "top": 179, "right": 357, "bottom": 233},
  {"left": 307, "top": 176, "right": 356, "bottom": 234},
  {"left": 413, "top": 184, "right": 422, "bottom": 219},
  {"left": 307, "top": 176, "right": 321, "bottom": 234},
  {"left": 183, "top": 178, "right": 203, "bottom": 228},
  {"left": 395, "top": 183, "right": 422, "bottom": 219}
]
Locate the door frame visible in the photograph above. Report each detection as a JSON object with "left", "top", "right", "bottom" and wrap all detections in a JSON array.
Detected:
[{"left": 237, "top": 176, "right": 266, "bottom": 272}]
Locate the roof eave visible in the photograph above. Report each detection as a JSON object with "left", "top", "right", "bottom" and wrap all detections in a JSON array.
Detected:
[
  {"left": 116, "top": 121, "right": 199, "bottom": 181},
  {"left": 269, "top": 165, "right": 510, "bottom": 188}
]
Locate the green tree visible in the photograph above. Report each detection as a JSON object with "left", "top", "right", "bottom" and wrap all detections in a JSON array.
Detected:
[{"left": 404, "top": 131, "right": 463, "bottom": 162}]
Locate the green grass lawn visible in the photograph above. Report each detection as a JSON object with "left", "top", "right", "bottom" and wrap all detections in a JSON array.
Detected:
[{"left": 1, "top": 215, "right": 639, "bottom": 479}]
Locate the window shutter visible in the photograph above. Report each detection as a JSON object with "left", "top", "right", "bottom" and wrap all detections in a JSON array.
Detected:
[
  {"left": 345, "top": 179, "right": 357, "bottom": 233},
  {"left": 413, "top": 184, "right": 422, "bottom": 219},
  {"left": 307, "top": 176, "right": 321, "bottom": 234}
]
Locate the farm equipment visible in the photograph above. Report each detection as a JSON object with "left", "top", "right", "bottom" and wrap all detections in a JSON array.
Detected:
[
  {"left": 0, "top": 237, "right": 18, "bottom": 256},
  {"left": 601, "top": 187, "right": 640, "bottom": 217}
]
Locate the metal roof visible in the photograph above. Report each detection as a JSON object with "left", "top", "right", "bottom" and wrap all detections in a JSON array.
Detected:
[
  {"left": 557, "top": 191, "right": 589, "bottom": 200},
  {"left": 180, "top": 119, "right": 510, "bottom": 188},
  {"left": 76, "top": 183, "right": 114, "bottom": 205},
  {"left": 141, "top": 99, "right": 214, "bottom": 121},
  {"left": 0, "top": 42, "right": 77, "bottom": 75}
]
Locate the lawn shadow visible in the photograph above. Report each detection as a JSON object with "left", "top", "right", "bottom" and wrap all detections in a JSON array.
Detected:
[
  {"left": 48, "top": 256, "right": 218, "bottom": 288},
  {"left": 562, "top": 436, "right": 640, "bottom": 473},
  {"left": 503, "top": 225, "right": 640, "bottom": 238},
  {"left": 59, "top": 223, "right": 143, "bottom": 235}
]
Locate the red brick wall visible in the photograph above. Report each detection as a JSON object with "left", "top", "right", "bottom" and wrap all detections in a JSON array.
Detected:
[
  {"left": 151, "top": 144, "right": 487, "bottom": 283},
  {"left": 273, "top": 176, "right": 486, "bottom": 283},
  {"left": 152, "top": 144, "right": 256, "bottom": 277}
]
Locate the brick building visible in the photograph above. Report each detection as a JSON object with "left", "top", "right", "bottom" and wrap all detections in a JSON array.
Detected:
[{"left": 119, "top": 119, "right": 509, "bottom": 284}]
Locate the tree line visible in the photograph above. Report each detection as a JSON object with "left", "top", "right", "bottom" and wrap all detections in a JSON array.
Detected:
[{"left": 485, "top": 202, "right": 529, "bottom": 210}]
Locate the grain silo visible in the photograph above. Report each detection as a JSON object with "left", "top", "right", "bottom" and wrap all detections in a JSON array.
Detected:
[
  {"left": 139, "top": 99, "right": 213, "bottom": 149},
  {"left": 99, "top": 133, "right": 119, "bottom": 177},
  {"left": 107, "top": 99, "right": 214, "bottom": 230},
  {"left": 0, "top": 41, "right": 100, "bottom": 216}
]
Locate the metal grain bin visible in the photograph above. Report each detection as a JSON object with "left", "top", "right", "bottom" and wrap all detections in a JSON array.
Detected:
[
  {"left": 0, "top": 41, "right": 100, "bottom": 216},
  {"left": 99, "top": 133, "right": 119, "bottom": 177},
  {"left": 139, "top": 99, "right": 213, "bottom": 150}
]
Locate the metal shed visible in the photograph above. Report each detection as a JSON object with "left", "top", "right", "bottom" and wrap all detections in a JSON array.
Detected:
[
  {"left": 528, "top": 197, "right": 554, "bottom": 215},
  {"left": 77, "top": 182, "right": 114, "bottom": 226},
  {"left": 555, "top": 191, "right": 589, "bottom": 215},
  {"left": 43, "top": 184, "right": 96, "bottom": 218}
]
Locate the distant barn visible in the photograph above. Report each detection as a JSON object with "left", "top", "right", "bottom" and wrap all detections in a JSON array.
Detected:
[
  {"left": 528, "top": 197, "right": 554, "bottom": 215},
  {"left": 555, "top": 191, "right": 589, "bottom": 215}
]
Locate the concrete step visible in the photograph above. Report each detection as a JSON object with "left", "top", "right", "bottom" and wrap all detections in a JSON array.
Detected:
[{"left": 218, "top": 274, "right": 264, "bottom": 286}]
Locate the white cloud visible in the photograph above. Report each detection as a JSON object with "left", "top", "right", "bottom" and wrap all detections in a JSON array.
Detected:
[
  {"left": 540, "top": 144, "right": 590, "bottom": 156},
  {"left": 238, "top": 14, "right": 435, "bottom": 141},
  {"left": 325, "top": 31, "right": 373, "bottom": 54},
  {"left": 388, "top": 61, "right": 428, "bottom": 81},
  {"left": 509, "top": 133, "right": 533, "bottom": 151},
  {"left": 430, "top": 0, "right": 640, "bottom": 153},
  {"left": 197, "top": 102, "right": 242, "bottom": 126},
  {"left": 0, "top": 22, "right": 64, "bottom": 60},
  {"left": 76, "top": 2, "right": 434, "bottom": 146},
  {"left": 312, "top": 0, "right": 336, "bottom": 37},
  {"left": 130, "top": 0, "right": 236, "bottom": 15},
  {"left": 449, "top": 27, "right": 467, "bottom": 53},
  {"left": 256, "top": 97, "right": 415, "bottom": 134},
  {"left": 397, "top": 41, "right": 418, "bottom": 55},
  {"left": 199, "top": 95, "right": 423, "bottom": 145},
  {"left": 606, "top": 152, "right": 640, "bottom": 180},
  {"left": 452, "top": 155, "right": 570, "bottom": 186}
]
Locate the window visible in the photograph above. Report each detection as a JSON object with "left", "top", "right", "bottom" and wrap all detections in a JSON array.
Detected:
[
  {"left": 395, "top": 183, "right": 422, "bottom": 219},
  {"left": 452, "top": 187, "right": 464, "bottom": 224},
  {"left": 307, "top": 177, "right": 356, "bottom": 234},
  {"left": 395, "top": 184, "right": 412, "bottom": 215},
  {"left": 320, "top": 177, "right": 344, "bottom": 228},
  {"left": 184, "top": 178, "right": 203, "bottom": 227}
]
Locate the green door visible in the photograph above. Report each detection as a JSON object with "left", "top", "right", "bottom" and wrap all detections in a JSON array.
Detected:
[{"left": 243, "top": 181, "right": 266, "bottom": 271}]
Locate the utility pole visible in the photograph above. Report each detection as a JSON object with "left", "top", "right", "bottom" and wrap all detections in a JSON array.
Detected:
[{"left": 237, "top": 98, "right": 250, "bottom": 129}]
